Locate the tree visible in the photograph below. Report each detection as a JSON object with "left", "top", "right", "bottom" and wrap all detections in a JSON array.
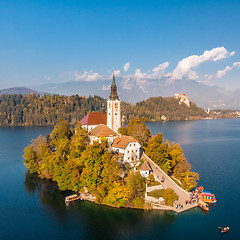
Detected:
[
  {"left": 163, "top": 189, "right": 178, "bottom": 206},
  {"left": 145, "top": 133, "right": 171, "bottom": 174},
  {"left": 103, "top": 182, "right": 131, "bottom": 207},
  {"left": 127, "top": 171, "right": 146, "bottom": 201},
  {"left": 181, "top": 170, "right": 199, "bottom": 191},
  {"left": 70, "top": 122, "right": 89, "bottom": 158},
  {"left": 50, "top": 119, "right": 72, "bottom": 147},
  {"left": 23, "top": 145, "right": 38, "bottom": 174},
  {"left": 125, "top": 117, "right": 151, "bottom": 147}
]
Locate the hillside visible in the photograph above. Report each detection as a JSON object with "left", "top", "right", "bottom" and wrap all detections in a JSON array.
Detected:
[
  {"left": 0, "top": 87, "right": 36, "bottom": 95},
  {"left": 0, "top": 93, "right": 209, "bottom": 127},
  {"left": 122, "top": 97, "right": 208, "bottom": 122},
  {"left": 30, "top": 79, "right": 240, "bottom": 109},
  {"left": 0, "top": 94, "right": 105, "bottom": 126}
]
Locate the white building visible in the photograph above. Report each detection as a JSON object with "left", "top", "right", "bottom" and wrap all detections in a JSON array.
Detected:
[
  {"left": 80, "top": 73, "right": 121, "bottom": 133},
  {"left": 111, "top": 135, "right": 141, "bottom": 166},
  {"left": 140, "top": 161, "right": 152, "bottom": 178},
  {"left": 107, "top": 73, "right": 121, "bottom": 132},
  {"left": 89, "top": 124, "right": 118, "bottom": 144}
]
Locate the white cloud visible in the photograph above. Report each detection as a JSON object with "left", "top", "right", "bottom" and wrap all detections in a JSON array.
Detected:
[
  {"left": 152, "top": 62, "right": 169, "bottom": 73},
  {"left": 168, "top": 47, "right": 235, "bottom": 82},
  {"left": 114, "top": 69, "right": 120, "bottom": 76},
  {"left": 207, "top": 61, "right": 240, "bottom": 80},
  {"left": 122, "top": 75, "right": 134, "bottom": 90},
  {"left": 150, "top": 62, "right": 169, "bottom": 79},
  {"left": 74, "top": 71, "right": 103, "bottom": 82},
  {"left": 43, "top": 76, "right": 51, "bottom": 81},
  {"left": 124, "top": 62, "right": 130, "bottom": 72},
  {"left": 71, "top": 47, "right": 237, "bottom": 93},
  {"left": 197, "top": 80, "right": 215, "bottom": 86},
  {"left": 121, "top": 62, "right": 169, "bottom": 93}
]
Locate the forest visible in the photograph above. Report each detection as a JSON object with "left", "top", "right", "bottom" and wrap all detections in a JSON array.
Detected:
[{"left": 0, "top": 93, "right": 208, "bottom": 126}]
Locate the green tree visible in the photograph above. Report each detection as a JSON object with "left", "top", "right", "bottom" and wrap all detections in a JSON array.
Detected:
[
  {"left": 50, "top": 119, "right": 72, "bottom": 147},
  {"left": 181, "top": 170, "right": 199, "bottom": 191},
  {"left": 126, "top": 117, "right": 151, "bottom": 147},
  {"left": 127, "top": 171, "right": 146, "bottom": 201},
  {"left": 23, "top": 145, "right": 38, "bottom": 174},
  {"left": 163, "top": 189, "right": 178, "bottom": 206},
  {"left": 145, "top": 133, "right": 171, "bottom": 174},
  {"left": 70, "top": 122, "right": 89, "bottom": 158}
]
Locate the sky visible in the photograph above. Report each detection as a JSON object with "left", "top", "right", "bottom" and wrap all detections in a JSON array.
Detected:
[{"left": 1, "top": 0, "right": 240, "bottom": 91}]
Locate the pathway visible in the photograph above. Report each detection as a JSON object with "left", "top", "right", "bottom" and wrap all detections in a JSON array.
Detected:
[{"left": 142, "top": 153, "right": 198, "bottom": 213}]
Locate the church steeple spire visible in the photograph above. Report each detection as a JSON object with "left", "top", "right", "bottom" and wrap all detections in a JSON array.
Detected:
[{"left": 109, "top": 72, "right": 119, "bottom": 100}]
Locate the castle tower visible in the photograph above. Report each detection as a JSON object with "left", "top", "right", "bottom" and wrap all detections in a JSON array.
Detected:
[{"left": 107, "top": 73, "right": 121, "bottom": 132}]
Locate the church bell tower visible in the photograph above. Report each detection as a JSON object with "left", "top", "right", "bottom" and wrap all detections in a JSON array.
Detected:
[{"left": 107, "top": 72, "right": 121, "bottom": 132}]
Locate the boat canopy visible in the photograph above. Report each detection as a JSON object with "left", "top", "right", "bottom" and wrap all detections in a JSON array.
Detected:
[{"left": 202, "top": 191, "right": 212, "bottom": 195}]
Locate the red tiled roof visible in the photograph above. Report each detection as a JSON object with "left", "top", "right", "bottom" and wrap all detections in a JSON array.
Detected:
[
  {"left": 81, "top": 112, "right": 107, "bottom": 125},
  {"left": 89, "top": 124, "right": 118, "bottom": 137},
  {"left": 140, "top": 161, "right": 151, "bottom": 171},
  {"left": 112, "top": 135, "right": 137, "bottom": 149}
]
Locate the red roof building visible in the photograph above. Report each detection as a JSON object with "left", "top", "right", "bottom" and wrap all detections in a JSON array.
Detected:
[
  {"left": 81, "top": 112, "right": 107, "bottom": 131},
  {"left": 111, "top": 135, "right": 141, "bottom": 165},
  {"left": 89, "top": 124, "right": 118, "bottom": 144}
]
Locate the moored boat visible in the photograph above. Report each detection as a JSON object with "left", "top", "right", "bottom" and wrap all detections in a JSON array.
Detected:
[
  {"left": 198, "top": 200, "right": 209, "bottom": 211},
  {"left": 199, "top": 191, "right": 217, "bottom": 204},
  {"left": 65, "top": 194, "right": 82, "bottom": 204}
]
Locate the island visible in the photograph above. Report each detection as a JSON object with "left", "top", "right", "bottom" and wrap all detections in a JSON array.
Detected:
[{"left": 23, "top": 74, "right": 199, "bottom": 212}]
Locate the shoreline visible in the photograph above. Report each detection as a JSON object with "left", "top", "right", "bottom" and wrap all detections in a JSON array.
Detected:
[
  {"left": 68, "top": 192, "right": 199, "bottom": 214},
  {"left": 1, "top": 116, "right": 239, "bottom": 128}
]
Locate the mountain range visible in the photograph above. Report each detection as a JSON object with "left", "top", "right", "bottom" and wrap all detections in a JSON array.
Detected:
[{"left": 1, "top": 79, "right": 240, "bottom": 109}]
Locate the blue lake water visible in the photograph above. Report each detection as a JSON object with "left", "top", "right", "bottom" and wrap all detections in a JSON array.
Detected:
[{"left": 0, "top": 119, "right": 239, "bottom": 240}]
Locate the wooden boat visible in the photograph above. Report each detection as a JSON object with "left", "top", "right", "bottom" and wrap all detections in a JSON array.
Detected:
[
  {"left": 198, "top": 200, "right": 209, "bottom": 211},
  {"left": 65, "top": 194, "right": 81, "bottom": 204},
  {"left": 199, "top": 191, "right": 217, "bottom": 204},
  {"left": 219, "top": 227, "right": 230, "bottom": 234}
]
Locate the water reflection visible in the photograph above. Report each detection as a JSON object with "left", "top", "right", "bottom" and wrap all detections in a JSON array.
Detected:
[
  {"left": 24, "top": 171, "right": 68, "bottom": 221},
  {"left": 24, "top": 171, "right": 177, "bottom": 240}
]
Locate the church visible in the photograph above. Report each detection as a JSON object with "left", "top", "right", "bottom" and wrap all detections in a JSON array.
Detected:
[
  {"left": 80, "top": 73, "right": 141, "bottom": 166},
  {"left": 81, "top": 73, "right": 121, "bottom": 132}
]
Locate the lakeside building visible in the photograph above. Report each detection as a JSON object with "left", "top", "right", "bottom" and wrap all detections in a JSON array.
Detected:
[
  {"left": 80, "top": 73, "right": 143, "bottom": 168},
  {"left": 81, "top": 112, "right": 107, "bottom": 131},
  {"left": 107, "top": 73, "right": 121, "bottom": 132},
  {"left": 81, "top": 73, "right": 121, "bottom": 133},
  {"left": 89, "top": 124, "right": 118, "bottom": 144},
  {"left": 140, "top": 161, "right": 152, "bottom": 177},
  {"left": 111, "top": 135, "right": 141, "bottom": 166}
]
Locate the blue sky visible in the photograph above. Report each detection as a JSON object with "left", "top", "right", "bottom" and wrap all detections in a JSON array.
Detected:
[{"left": 1, "top": 0, "right": 240, "bottom": 90}]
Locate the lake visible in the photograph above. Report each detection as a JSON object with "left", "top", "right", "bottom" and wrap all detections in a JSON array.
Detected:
[{"left": 0, "top": 119, "right": 239, "bottom": 240}]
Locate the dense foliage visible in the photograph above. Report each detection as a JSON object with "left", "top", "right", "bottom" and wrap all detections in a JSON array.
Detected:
[
  {"left": 118, "top": 117, "right": 152, "bottom": 147},
  {"left": 0, "top": 94, "right": 208, "bottom": 126},
  {"left": 122, "top": 96, "right": 208, "bottom": 122},
  {"left": 145, "top": 133, "right": 199, "bottom": 191},
  {"left": 23, "top": 120, "right": 146, "bottom": 209},
  {"left": 0, "top": 94, "right": 105, "bottom": 126}
]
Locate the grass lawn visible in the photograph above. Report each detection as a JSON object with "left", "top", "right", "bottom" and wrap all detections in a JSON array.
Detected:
[
  {"left": 148, "top": 180, "right": 161, "bottom": 187},
  {"left": 147, "top": 189, "right": 165, "bottom": 198},
  {"left": 148, "top": 189, "right": 178, "bottom": 206}
]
